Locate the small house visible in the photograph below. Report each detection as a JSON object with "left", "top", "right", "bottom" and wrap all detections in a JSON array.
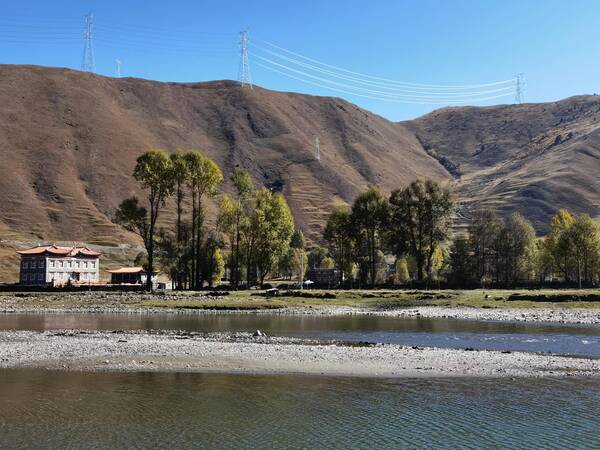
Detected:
[{"left": 107, "top": 267, "right": 158, "bottom": 286}]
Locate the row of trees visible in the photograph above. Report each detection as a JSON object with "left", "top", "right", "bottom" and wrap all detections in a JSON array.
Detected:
[
  {"left": 118, "top": 151, "right": 600, "bottom": 291},
  {"left": 449, "top": 209, "right": 600, "bottom": 288},
  {"left": 116, "top": 150, "right": 294, "bottom": 290},
  {"left": 323, "top": 180, "right": 454, "bottom": 288},
  {"left": 217, "top": 170, "right": 294, "bottom": 287},
  {"left": 116, "top": 150, "right": 224, "bottom": 290},
  {"left": 322, "top": 182, "right": 600, "bottom": 288}
]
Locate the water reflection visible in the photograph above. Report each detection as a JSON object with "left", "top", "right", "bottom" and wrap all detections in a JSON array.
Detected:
[{"left": 0, "top": 313, "right": 599, "bottom": 356}]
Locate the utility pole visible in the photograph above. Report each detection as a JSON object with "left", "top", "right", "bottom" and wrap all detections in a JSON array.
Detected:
[
  {"left": 82, "top": 13, "right": 95, "bottom": 73},
  {"left": 238, "top": 30, "right": 252, "bottom": 88},
  {"left": 514, "top": 73, "right": 524, "bottom": 104},
  {"left": 115, "top": 59, "right": 122, "bottom": 78},
  {"left": 315, "top": 137, "right": 320, "bottom": 161}
]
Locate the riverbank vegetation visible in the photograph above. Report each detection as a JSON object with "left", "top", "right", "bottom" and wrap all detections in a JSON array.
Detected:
[
  {"left": 2, "top": 289, "right": 600, "bottom": 311},
  {"left": 115, "top": 149, "right": 600, "bottom": 292}
]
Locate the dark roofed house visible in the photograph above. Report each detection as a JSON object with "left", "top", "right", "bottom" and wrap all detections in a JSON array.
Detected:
[
  {"left": 17, "top": 245, "right": 101, "bottom": 286},
  {"left": 108, "top": 267, "right": 158, "bottom": 286},
  {"left": 305, "top": 268, "right": 340, "bottom": 288}
]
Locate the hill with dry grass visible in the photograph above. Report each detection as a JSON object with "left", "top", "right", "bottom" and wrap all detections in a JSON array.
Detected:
[
  {"left": 405, "top": 96, "right": 600, "bottom": 232},
  {"left": 1, "top": 64, "right": 600, "bottom": 280},
  {"left": 0, "top": 65, "right": 446, "bottom": 259}
]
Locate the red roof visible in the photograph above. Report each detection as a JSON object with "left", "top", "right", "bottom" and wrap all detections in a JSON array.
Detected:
[{"left": 17, "top": 245, "right": 101, "bottom": 257}]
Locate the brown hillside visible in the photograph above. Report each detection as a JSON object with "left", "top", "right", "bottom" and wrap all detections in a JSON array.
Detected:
[
  {"left": 0, "top": 64, "right": 447, "bottom": 251},
  {"left": 3, "top": 65, "right": 600, "bottom": 283},
  {"left": 405, "top": 96, "right": 600, "bottom": 232}
]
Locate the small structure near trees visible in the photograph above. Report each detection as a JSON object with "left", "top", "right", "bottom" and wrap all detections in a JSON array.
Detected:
[{"left": 108, "top": 267, "right": 158, "bottom": 286}]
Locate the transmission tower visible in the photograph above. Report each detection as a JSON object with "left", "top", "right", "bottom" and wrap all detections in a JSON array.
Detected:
[
  {"left": 315, "top": 137, "right": 320, "bottom": 161},
  {"left": 81, "top": 13, "right": 95, "bottom": 73},
  {"left": 514, "top": 73, "right": 524, "bottom": 104},
  {"left": 116, "top": 59, "right": 122, "bottom": 77},
  {"left": 238, "top": 30, "right": 252, "bottom": 88}
]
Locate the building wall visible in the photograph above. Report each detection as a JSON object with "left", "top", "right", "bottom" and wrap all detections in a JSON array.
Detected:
[{"left": 19, "top": 255, "right": 100, "bottom": 285}]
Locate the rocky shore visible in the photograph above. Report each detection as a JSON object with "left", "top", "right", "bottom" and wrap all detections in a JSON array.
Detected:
[
  {"left": 0, "top": 330, "right": 597, "bottom": 378},
  {"left": 0, "top": 292, "right": 598, "bottom": 325}
]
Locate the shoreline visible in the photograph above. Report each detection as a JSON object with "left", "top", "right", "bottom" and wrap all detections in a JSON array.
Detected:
[
  {"left": 0, "top": 330, "right": 598, "bottom": 378},
  {"left": 0, "top": 303, "right": 598, "bottom": 325}
]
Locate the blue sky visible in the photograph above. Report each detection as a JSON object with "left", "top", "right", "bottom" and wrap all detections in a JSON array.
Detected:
[{"left": 1, "top": 0, "right": 599, "bottom": 120}]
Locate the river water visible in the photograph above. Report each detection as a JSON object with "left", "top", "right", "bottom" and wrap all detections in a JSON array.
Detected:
[
  {"left": 0, "top": 312, "right": 598, "bottom": 357},
  {"left": 0, "top": 370, "right": 598, "bottom": 449}
]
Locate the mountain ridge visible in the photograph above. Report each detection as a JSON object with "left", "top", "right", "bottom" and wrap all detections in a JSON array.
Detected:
[{"left": 1, "top": 64, "right": 600, "bottom": 256}]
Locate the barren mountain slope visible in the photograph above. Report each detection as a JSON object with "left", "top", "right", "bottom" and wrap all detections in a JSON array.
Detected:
[
  {"left": 405, "top": 96, "right": 600, "bottom": 232},
  {"left": 0, "top": 65, "right": 448, "bottom": 248}
]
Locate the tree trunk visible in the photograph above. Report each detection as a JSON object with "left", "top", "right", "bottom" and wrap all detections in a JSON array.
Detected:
[
  {"left": 370, "top": 229, "right": 376, "bottom": 288},
  {"left": 146, "top": 202, "right": 156, "bottom": 292},
  {"left": 190, "top": 191, "right": 197, "bottom": 290},
  {"left": 175, "top": 183, "right": 183, "bottom": 290},
  {"left": 195, "top": 196, "right": 203, "bottom": 289}
]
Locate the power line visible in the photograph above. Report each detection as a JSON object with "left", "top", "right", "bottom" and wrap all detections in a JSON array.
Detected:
[
  {"left": 254, "top": 61, "right": 513, "bottom": 105},
  {"left": 252, "top": 50, "right": 514, "bottom": 98},
  {"left": 81, "top": 13, "right": 95, "bottom": 73},
  {"left": 253, "top": 54, "right": 514, "bottom": 103},
  {"left": 251, "top": 43, "right": 514, "bottom": 96},
  {"left": 254, "top": 38, "right": 516, "bottom": 90},
  {"left": 238, "top": 30, "right": 252, "bottom": 88}
]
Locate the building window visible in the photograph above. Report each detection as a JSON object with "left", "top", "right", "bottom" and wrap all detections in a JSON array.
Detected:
[
  {"left": 39, "top": 260, "right": 45, "bottom": 268},
  {"left": 23, "top": 262, "right": 28, "bottom": 269},
  {"left": 23, "top": 274, "right": 28, "bottom": 281},
  {"left": 49, "top": 260, "right": 54, "bottom": 268}
]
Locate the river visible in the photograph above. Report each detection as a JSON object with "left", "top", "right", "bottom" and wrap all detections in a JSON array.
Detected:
[
  {"left": 0, "top": 312, "right": 598, "bottom": 357},
  {"left": 0, "top": 370, "right": 598, "bottom": 449}
]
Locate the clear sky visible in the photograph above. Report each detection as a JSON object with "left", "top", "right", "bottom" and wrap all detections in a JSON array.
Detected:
[{"left": 1, "top": 0, "right": 599, "bottom": 120}]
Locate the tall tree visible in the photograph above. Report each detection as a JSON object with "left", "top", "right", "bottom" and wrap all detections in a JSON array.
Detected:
[
  {"left": 169, "top": 151, "right": 189, "bottom": 289},
  {"left": 389, "top": 180, "right": 453, "bottom": 281},
  {"left": 562, "top": 214, "right": 600, "bottom": 288},
  {"left": 323, "top": 205, "right": 354, "bottom": 286},
  {"left": 218, "top": 169, "right": 254, "bottom": 287},
  {"left": 448, "top": 235, "right": 473, "bottom": 287},
  {"left": 116, "top": 150, "right": 174, "bottom": 291},
  {"left": 200, "top": 233, "right": 225, "bottom": 288},
  {"left": 290, "top": 230, "right": 306, "bottom": 250},
  {"left": 351, "top": 187, "right": 389, "bottom": 288},
  {"left": 250, "top": 188, "right": 294, "bottom": 286},
  {"left": 493, "top": 212, "right": 535, "bottom": 285},
  {"left": 468, "top": 209, "right": 502, "bottom": 286},
  {"left": 543, "top": 209, "right": 575, "bottom": 282},
  {"left": 184, "top": 151, "right": 223, "bottom": 289}
]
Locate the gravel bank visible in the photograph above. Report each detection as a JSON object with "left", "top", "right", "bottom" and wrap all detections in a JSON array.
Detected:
[
  {"left": 0, "top": 330, "right": 597, "bottom": 378},
  {"left": 366, "top": 306, "right": 600, "bottom": 324},
  {"left": 0, "top": 302, "right": 598, "bottom": 325}
]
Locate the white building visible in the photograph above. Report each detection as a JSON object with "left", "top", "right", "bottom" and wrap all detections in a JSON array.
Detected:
[{"left": 17, "top": 245, "right": 101, "bottom": 286}]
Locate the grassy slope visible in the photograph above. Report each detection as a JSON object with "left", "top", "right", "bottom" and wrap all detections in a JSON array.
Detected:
[{"left": 2, "top": 289, "right": 600, "bottom": 310}]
